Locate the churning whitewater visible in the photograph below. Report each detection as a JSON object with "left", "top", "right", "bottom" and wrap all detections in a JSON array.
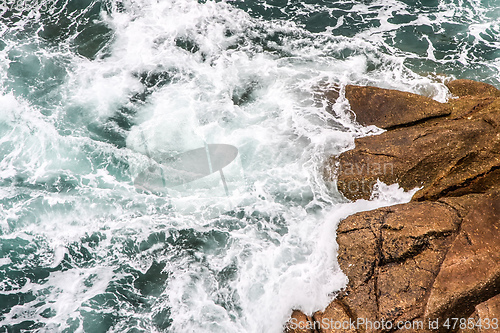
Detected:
[{"left": 0, "top": 0, "right": 499, "bottom": 332}]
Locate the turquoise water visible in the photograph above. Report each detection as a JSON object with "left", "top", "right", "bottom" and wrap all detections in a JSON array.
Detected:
[{"left": 0, "top": 0, "right": 498, "bottom": 332}]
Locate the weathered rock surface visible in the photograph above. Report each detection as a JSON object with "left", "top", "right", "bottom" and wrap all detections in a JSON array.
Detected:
[
  {"left": 445, "top": 79, "right": 500, "bottom": 98},
  {"left": 287, "top": 191, "right": 500, "bottom": 332},
  {"left": 476, "top": 294, "right": 500, "bottom": 324},
  {"left": 327, "top": 81, "right": 500, "bottom": 201},
  {"left": 326, "top": 85, "right": 451, "bottom": 129},
  {"left": 285, "top": 310, "right": 315, "bottom": 333},
  {"left": 312, "top": 300, "right": 357, "bottom": 333},
  {"left": 285, "top": 79, "right": 500, "bottom": 333},
  {"left": 336, "top": 201, "right": 461, "bottom": 330},
  {"left": 425, "top": 191, "right": 500, "bottom": 322},
  {"left": 458, "top": 294, "right": 500, "bottom": 333}
]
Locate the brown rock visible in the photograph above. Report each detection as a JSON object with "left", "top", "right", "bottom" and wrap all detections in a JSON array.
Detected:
[
  {"left": 330, "top": 101, "right": 500, "bottom": 201},
  {"left": 340, "top": 279, "right": 379, "bottom": 332},
  {"left": 476, "top": 293, "right": 500, "bottom": 321},
  {"left": 332, "top": 202, "right": 460, "bottom": 329},
  {"left": 377, "top": 259, "right": 433, "bottom": 321},
  {"left": 381, "top": 202, "right": 459, "bottom": 263},
  {"left": 305, "top": 193, "right": 500, "bottom": 333},
  {"left": 458, "top": 294, "right": 500, "bottom": 333},
  {"left": 285, "top": 310, "right": 315, "bottom": 333},
  {"left": 286, "top": 81, "right": 500, "bottom": 333},
  {"left": 425, "top": 191, "right": 500, "bottom": 323},
  {"left": 326, "top": 85, "right": 450, "bottom": 129},
  {"left": 446, "top": 95, "right": 498, "bottom": 119},
  {"left": 336, "top": 209, "right": 386, "bottom": 289},
  {"left": 313, "top": 301, "right": 356, "bottom": 333},
  {"left": 288, "top": 189, "right": 499, "bottom": 333},
  {"left": 438, "top": 167, "right": 500, "bottom": 199},
  {"left": 446, "top": 79, "right": 500, "bottom": 98},
  {"left": 457, "top": 311, "right": 481, "bottom": 333},
  {"left": 326, "top": 80, "right": 500, "bottom": 202}
]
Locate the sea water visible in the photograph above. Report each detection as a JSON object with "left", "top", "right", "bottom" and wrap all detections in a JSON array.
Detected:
[{"left": 0, "top": 0, "right": 498, "bottom": 332}]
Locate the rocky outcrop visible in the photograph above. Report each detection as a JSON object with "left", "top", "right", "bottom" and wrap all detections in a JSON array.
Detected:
[
  {"left": 285, "top": 79, "right": 500, "bottom": 333},
  {"left": 332, "top": 191, "right": 499, "bottom": 333},
  {"left": 334, "top": 201, "right": 462, "bottom": 331},
  {"left": 445, "top": 79, "right": 500, "bottom": 98},
  {"left": 425, "top": 192, "right": 500, "bottom": 322},
  {"left": 285, "top": 192, "right": 500, "bottom": 333},
  {"left": 312, "top": 301, "right": 357, "bottom": 333},
  {"left": 327, "top": 81, "right": 500, "bottom": 201},
  {"left": 456, "top": 294, "right": 500, "bottom": 333},
  {"left": 285, "top": 310, "right": 315, "bottom": 333},
  {"left": 325, "top": 85, "right": 451, "bottom": 129}
]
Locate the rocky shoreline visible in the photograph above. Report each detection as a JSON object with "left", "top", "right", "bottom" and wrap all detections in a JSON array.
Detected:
[{"left": 286, "top": 79, "right": 500, "bottom": 332}]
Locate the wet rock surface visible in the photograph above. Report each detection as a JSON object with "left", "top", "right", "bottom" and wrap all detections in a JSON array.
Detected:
[
  {"left": 335, "top": 201, "right": 462, "bottom": 331},
  {"left": 425, "top": 192, "right": 500, "bottom": 323},
  {"left": 286, "top": 80, "right": 500, "bottom": 333},
  {"left": 285, "top": 310, "right": 315, "bottom": 333},
  {"left": 325, "top": 85, "right": 451, "bottom": 129},
  {"left": 327, "top": 82, "right": 500, "bottom": 201}
]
